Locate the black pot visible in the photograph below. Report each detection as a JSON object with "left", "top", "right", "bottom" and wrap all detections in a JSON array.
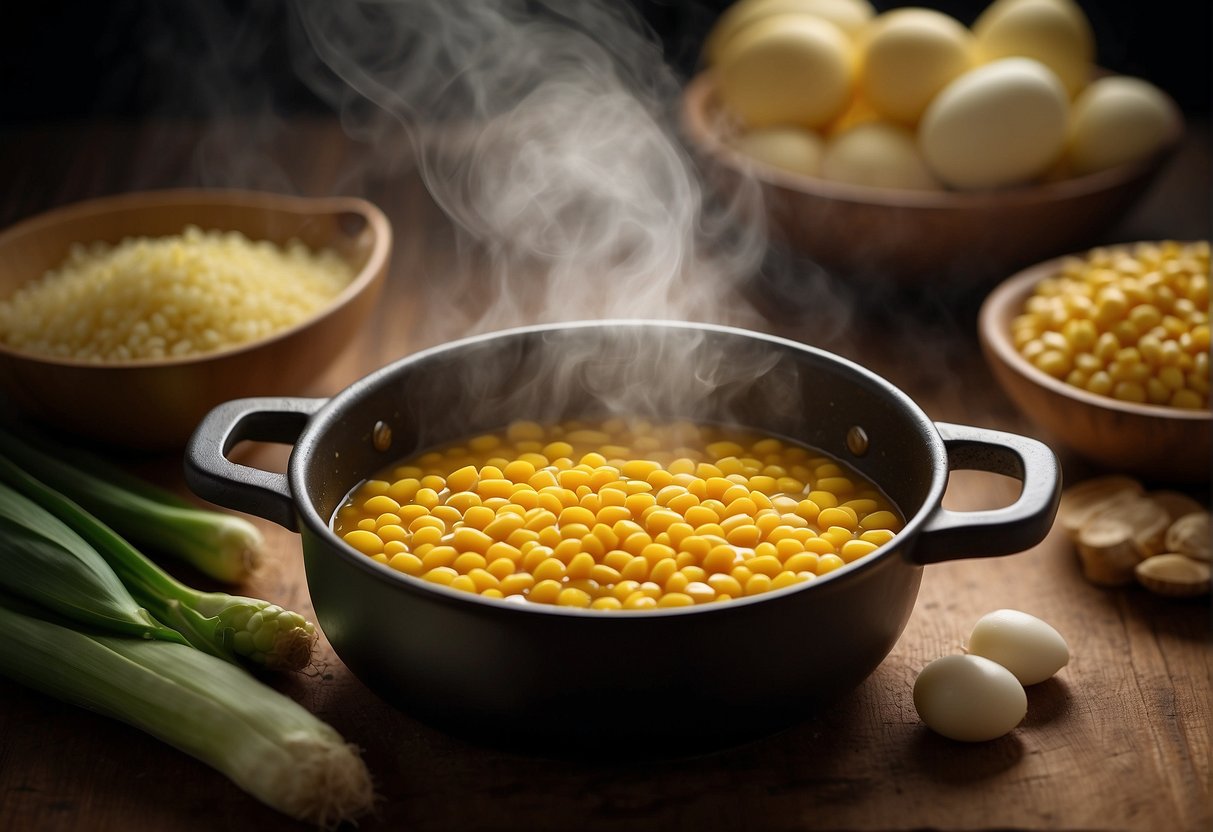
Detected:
[{"left": 186, "top": 321, "right": 1060, "bottom": 752}]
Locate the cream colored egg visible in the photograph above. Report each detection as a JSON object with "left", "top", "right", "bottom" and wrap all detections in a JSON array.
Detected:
[
  {"left": 1067, "top": 75, "right": 1182, "bottom": 175},
  {"left": 704, "top": 0, "right": 876, "bottom": 65},
  {"left": 914, "top": 655, "right": 1028, "bottom": 742},
  {"left": 974, "top": 0, "right": 1094, "bottom": 97},
  {"left": 826, "top": 94, "right": 880, "bottom": 135},
  {"left": 820, "top": 121, "right": 941, "bottom": 189},
  {"left": 732, "top": 127, "right": 826, "bottom": 176},
  {"left": 716, "top": 14, "right": 856, "bottom": 130},
  {"left": 858, "top": 8, "right": 975, "bottom": 125},
  {"left": 919, "top": 57, "right": 1069, "bottom": 190}
]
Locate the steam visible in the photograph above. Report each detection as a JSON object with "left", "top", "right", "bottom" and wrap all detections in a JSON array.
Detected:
[{"left": 289, "top": 0, "right": 769, "bottom": 336}]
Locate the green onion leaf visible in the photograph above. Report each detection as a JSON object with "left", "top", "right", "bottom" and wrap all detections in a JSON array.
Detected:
[
  {"left": 0, "top": 428, "right": 263, "bottom": 582},
  {"left": 0, "top": 452, "right": 316, "bottom": 671},
  {"left": 0, "top": 480, "right": 183, "bottom": 643}
]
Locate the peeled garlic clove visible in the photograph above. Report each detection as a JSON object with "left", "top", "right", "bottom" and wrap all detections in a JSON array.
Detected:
[
  {"left": 966, "top": 608, "right": 1069, "bottom": 686},
  {"left": 914, "top": 654, "right": 1027, "bottom": 742},
  {"left": 1135, "top": 554, "right": 1211, "bottom": 597},
  {"left": 1165, "top": 512, "right": 1211, "bottom": 563}
]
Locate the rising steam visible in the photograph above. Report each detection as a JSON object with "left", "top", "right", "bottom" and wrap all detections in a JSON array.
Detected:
[{"left": 290, "top": 0, "right": 769, "bottom": 337}]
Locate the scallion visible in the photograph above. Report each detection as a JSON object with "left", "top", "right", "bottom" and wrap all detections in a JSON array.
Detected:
[
  {"left": 0, "top": 427, "right": 263, "bottom": 582},
  {"left": 0, "top": 479, "right": 185, "bottom": 644},
  {"left": 0, "top": 454, "right": 316, "bottom": 671},
  {"left": 0, "top": 596, "right": 374, "bottom": 826}
]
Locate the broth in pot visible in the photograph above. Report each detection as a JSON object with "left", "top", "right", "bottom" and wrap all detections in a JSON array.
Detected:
[{"left": 333, "top": 417, "right": 903, "bottom": 609}]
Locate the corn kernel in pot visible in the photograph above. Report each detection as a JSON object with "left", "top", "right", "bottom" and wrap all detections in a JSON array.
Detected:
[{"left": 333, "top": 419, "right": 904, "bottom": 609}]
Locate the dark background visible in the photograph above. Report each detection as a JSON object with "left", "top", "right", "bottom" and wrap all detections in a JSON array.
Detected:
[{"left": 2, "top": 0, "right": 1209, "bottom": 125}]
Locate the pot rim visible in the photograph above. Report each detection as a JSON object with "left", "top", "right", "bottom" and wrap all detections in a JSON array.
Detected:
[{"left": 289, "top": 319, "right": 949, "bottom": 617}]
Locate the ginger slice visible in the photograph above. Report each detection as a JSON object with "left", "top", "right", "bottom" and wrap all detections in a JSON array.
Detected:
[
  {"left": 1075, "top": 517, "right": 1140, "bottom": 586},
  {"left": 1058, "top": 475, "right": 1145, "bottom": 538},
  {"left": 1149, "top": 492, "right": 1207, "bottom": 525},
  {"left": 1087, "top": 496, "right": 1171, "bottom": 559},
  {"left": 1165, "top": 512, "right": 1211, "bottom": 563},
  {"left": 1135, "top": 553, "right": 1212, "bottom": 597}
]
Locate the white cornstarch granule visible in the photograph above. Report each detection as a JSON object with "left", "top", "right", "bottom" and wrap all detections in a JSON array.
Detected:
[{"left": 0, "top": 225, "right": 355, "bottom": 361}]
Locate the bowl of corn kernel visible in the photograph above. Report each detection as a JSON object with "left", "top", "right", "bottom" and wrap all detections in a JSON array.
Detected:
[
  {"left": 0, "top": 189, "right": 391, "bottom": 448},
  {"left": 980, "top": 240, "right": 1211, "bottom": 483},
  {"left": 186, "top": 320, "right": 1060, "bottom": 749}
]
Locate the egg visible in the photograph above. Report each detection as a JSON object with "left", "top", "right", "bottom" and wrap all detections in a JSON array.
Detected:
[
  {"left": 966, "top": 609, "right": 1070, "bottom": 685},
  {"left": 1067, "top": 75, "right": 1182, "bottom": 175},
  {"left": 716, "top": 14, "right": 855, "bottom": 130},
  {"left": 973, "top": 0, "right": 1094, "bottom": 97},
  {"left": 857, "top": 8, "right": 974, "bottom": 125},
  {"left": 704, "top": 0, "right": 876, "bottom": 65},
  {"left": 918, "top": 57, "right": 1068, "bottom": 190},
  {"left": 826, "top": 94, "right": 880, "bottom": 135},
  {"left": 820, "top": 121, "right": 940, "bottom": 189},
  {"left": 732, "top": 127, "right": 826, "bottom": 176},
  {"left": 914, "top": 654, "right": 1028, "bottom": 742}
]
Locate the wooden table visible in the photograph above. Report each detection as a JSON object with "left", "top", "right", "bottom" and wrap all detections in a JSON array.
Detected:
[{"left": 0, "top": 117, "right": 1208, "bottom": 832}]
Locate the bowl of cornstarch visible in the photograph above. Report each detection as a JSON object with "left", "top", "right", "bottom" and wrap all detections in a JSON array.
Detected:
[{"left": 0, "top": 189, "right": 391, "bottom": 448}]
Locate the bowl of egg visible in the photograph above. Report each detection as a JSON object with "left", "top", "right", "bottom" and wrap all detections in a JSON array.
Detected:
[
  {"left": 0, "top": 189, "right": 391, "bottom": 448},
  {"left": 185, "top": 320, "right": 1060, "bottom": 751},
  {"left": 682, "top": 0, "right": 1183, "bottom": 284},
  {"left": 980, "top": 240, "right": 1211, "bottom": 483}
]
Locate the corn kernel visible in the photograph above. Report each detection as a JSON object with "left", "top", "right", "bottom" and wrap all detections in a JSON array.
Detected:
[
  {"left": 339, "top": 420, "right": 909, "bottom": 609},
  {"left": 744, "top": 574, "right": 772, "bottom": 596},
  {"left": 387, "top": 552, "right": 424, "bottom": 576},
  {"left": 529, "top": 579, "right": 562, "bottom": 604},
  {"left": 422, "top": 566, "right": 458, "bottom": 586},
  {"left": 770, "top": 570, "right": 802, "bottom": 590},
  {"left": 499, "top": 572, "right": 535, "bottom": 596},
  {"left": 817, "top": 554, "right": 845, "bottom": 574},
  {"left": 623, "top": 593, "right": 658, "bottom": 610}
]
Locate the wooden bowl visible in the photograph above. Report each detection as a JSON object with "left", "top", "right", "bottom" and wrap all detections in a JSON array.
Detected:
[
  {"left": 0, "top": 189, "right": 391, "bottom": 449},
  {"left": 979, "top": 251, "right": 1210, "bottom": 484},
  {"left": 681, "top": 72, "right": 1180, "bottom": 286}
]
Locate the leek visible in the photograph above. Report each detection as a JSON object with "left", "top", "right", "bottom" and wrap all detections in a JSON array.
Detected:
[
  {"left": 0, "top": 428, "right": 263, "bottom": 582},
  {"left": 0, "top": 455, "right": 316, "bottom": 671},
  {"left": 0, "top": 597, "right": 374, "bottom": 826}
]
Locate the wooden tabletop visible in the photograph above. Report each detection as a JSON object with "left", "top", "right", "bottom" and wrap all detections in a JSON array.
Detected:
[{"left": 0, "top": 117, "right": 1208, "bottom": 832}]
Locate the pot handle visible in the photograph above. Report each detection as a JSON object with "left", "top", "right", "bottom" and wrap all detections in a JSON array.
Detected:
[
  {"left": 183, "top": 397, "right": 326, "bottom": 532},
  {"left": 909, "top": 422, "right": 1061, "bottom": 565}
]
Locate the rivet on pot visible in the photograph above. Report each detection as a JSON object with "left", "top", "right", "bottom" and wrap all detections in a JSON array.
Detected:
[
  {"left": 846, "top": 426, "right": 869, "bottom": 457},
  {"left": 372, "top": 421, "right": 392, "bottom": 452}
]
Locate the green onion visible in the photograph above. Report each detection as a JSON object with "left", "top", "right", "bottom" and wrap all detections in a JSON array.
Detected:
[
  {"left": 0, "top": 596, "right": 374, "bottom": 826},
  {"left": 0, "top": 428, "right": 263, "bottom": 582},
  {"left": 0, "top": 479, "right": 185, "bottom": 644},
  {"left": 0, "top": 454, "right": 316, "bottom": 671}
]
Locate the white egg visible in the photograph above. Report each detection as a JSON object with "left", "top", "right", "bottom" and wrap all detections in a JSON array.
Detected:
[
  {"left": 716, "top": 14, "right": 856, "bottom": 130},
  {"left": 966, "top": 609, "right": 1070, "bottom": 685},
  {"left": 914, "top": 654, "right": 1028, "bottom": 742},
  {"left": 705, "top": 0, "right": 877, "bottom": 64},
  {"left": 732, "top": 127, "right": 827, "bottom": 176},
  {"left": 858, "top": 8, "right": 975, "bottom": 125},
  {"left": 1067, "top": 75, "right": 1183, "bottom": 175},
  {"left": 973, "top": 0, "right": 1095, "bottom": 97},
  {"left": 918, "top": 57, "right": 1068, "bottom": 190},
  {"left": 820, "top": 121, "right": 940, "bottom": 189}
]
